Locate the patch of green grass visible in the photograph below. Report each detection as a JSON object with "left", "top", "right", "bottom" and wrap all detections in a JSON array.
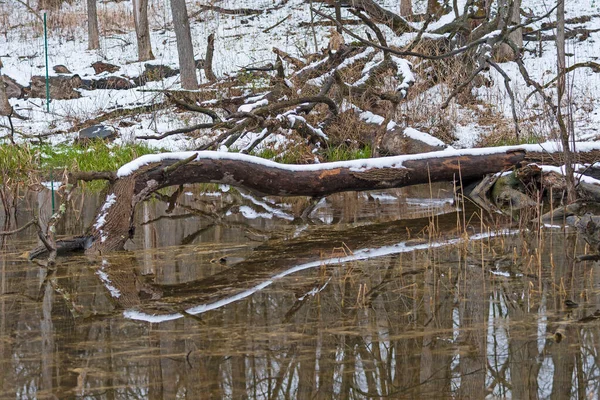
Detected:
[
  {"left": 0, "top": 144, "right": 35, "bottom": 183},
  {"left": 255, "top": 143, "right": 374, "bottom": 164},
  {"left": 39, "top": 140, "right": 159, "bottom": 172},
  {"left": 492, "top": 135, "right": 540, "bottom": 146},
  {"left": 255, "top": 147, "right": 279, "bottom": 160},
  {"left": 322, "top": 144, "right": 372, "bottom": 162},
  {"left": 0, "top": 141, "right": 161, "bottom": 189},
  {"left": 254, "top": 145, "right": 308, "bottom": 164}
]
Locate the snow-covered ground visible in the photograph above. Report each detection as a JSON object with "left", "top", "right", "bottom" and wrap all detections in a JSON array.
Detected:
[{"left": 1, "top": 0, "right": 600, "bottom": 152}]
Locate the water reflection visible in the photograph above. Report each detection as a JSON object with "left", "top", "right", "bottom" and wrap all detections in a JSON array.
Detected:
[{"left": 1, "top": 185, "right": 599, "bottom": 398}]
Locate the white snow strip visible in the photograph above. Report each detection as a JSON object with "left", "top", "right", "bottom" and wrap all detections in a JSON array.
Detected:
[
  {"left": 94, "top": 193, "right": 117, "bottom": 232},
  {"left": 96, "top": 260, "right": 121, "bottom": 298},
  {"left": 366, "top": 193, "right": 397, "bottom": 202},
  {"left": 354, "top": 54, "right": 385, "bottom": 87},
  {"left": 297, "top": 277, "right": 332, "bottom": 301},
  {"left": 40, "top": 181, "right": 58, "bottom": 191},
  {"left": 359, "top": 111, "right": 385, "bottom": 125},
  {"left": 403, "top": 127, "right": 446, "bottom": 147},
  {"left": 390, "top": 56, "right": 414, "bottom": 87},
  {"left": 238, "top": 99, "right": 268, "bottom": 113},
  {"left": 227, "top": 205, "right": 274, "bottom": 220},
  {"left": 124, "top": 229, "right": 518, "bottom": 323},
  {"left": 537, "top": 164, "right": 600, "bottom": 185},
  {"left": 286, "top": 114, "right": 328, "bottom": 140},
  {"left": 404, "top": 197, "right": 454, "bottom": 206},
  {"left": 543, "top": 224, "right": 563, "bottom": 229},
  {"left": 239, "top": 192, "right": 295, "bottom": 220},
  {"left": 116, "top": 142, "right": 600, "bottom": 178},
  {"left": 294, "top": 56, "right": 329, "bottom": 77},
  {"left": 490, "top": 270, "right": 522, "bottom": 278},
  {"left": 241, "top": 128, "right": 269, "bottom": 152}
]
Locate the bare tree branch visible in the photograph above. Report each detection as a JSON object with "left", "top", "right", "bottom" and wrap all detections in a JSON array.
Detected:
[
  {"left": 166, "top": 93, "right": 222, "bottom": 122},
  {"left": 488, "top": 59, "right": 520, "bottom": 140}
]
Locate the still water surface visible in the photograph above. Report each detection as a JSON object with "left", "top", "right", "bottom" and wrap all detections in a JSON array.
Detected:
[{"left": 0, "top": 184, "right": 599, "bottom": 399}]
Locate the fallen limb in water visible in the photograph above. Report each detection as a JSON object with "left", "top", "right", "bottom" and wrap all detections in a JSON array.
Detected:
[{"left": 27, "top": 141, "right": 600, "bottom": 257}]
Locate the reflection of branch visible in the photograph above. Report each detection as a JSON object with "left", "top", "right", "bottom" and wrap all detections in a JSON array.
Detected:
[
  {"left": 0, "top": 218, "right": 38, "bottom": 236},
  {"left": 126, "top": 229, "right": 507, "bottom": 322},
  {"left": 486, "top": 359, "right": 511, "bottom": 393},
  {"left": 4, "top": 218, "right": 56, "bottom": 264},
  {"left": 141, "top": 212, "right": 200, "bottom": 225}
]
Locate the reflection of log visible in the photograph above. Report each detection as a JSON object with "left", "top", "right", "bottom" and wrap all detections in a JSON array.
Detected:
[
  {"left": 29, "top": 235, "right": 93, "bottom": 260},
  {"left": 72, "top": 143, "right": 600, "bottom": 255},
  {"left": 101, "top": 206, "right": 485, "bottom": 318}
]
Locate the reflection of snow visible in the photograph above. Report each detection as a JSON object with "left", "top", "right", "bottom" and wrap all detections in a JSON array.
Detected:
[
  {"left": 96, "top": 260, "right": 121, "bottom": 298},
  {"left": 404, "top": 197, "right": 454, "bottom": 206},
  {"left": 239, "top": 192, "right": 294, "bottom": 220},
  {"left": 124, "top": 229, "right": 517, "bottom": 323},
  {"left": 297, "top": 277, "right": 331, "bottom": 301},
  {"left": 227, "top": 205, "right": 274, "bottom": 220}
]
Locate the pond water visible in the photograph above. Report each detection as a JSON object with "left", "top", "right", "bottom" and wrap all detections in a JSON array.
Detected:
[{"left": 0, "top": 184, "right": 599, "bottom": 399}]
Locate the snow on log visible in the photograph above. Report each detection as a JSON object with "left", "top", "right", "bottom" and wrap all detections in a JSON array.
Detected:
[{"left": 83, "top": 141, "right": 600, "bottom": 255}]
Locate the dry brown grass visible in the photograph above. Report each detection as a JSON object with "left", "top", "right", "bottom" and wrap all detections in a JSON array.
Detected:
[
  {"left": 337, "top": 58, "right": 369, "bottom": 85},
  {"left": 98, "top": 5, "right": 134, "bottom": 35},
  {"left": 324, "top": 110, "right": 376, "bottom": 147}
]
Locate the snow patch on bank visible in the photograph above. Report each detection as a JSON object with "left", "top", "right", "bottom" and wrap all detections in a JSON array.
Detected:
[
  {"left": 403, "top": 126, "right": 447, "bottom": 147},
  {"left": 538, "top": 164, "right": 600, "bottom": 186}
]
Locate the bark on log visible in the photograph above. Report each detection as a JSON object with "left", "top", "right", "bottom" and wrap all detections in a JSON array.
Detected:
[{"left": 75, "top": 143, "right": 600, "bottom": 255}]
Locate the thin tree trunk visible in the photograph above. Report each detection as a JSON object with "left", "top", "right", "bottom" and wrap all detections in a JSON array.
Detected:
[
  {"left": 0, "top": 74, "right": 12, "bottom": 118},
  {"left": 169, "top": 0, "right": 198, "bottom": 89},
  {"left": 87, "top": 0, "right": 100, "bottom": 50},
  {"left": 495, "top": 0, "right": 522, "bottom": 61},
  {"left": 0, "top": 64, "right": 13, "bottom": 144},
  {"left": 335, "top": 1, "right": 342, "bottom": 32},
  {"left": 426, "top": 0, "right": 443, "bottom": 15},
  {"left": 400, "top": 0, "right": 412, "bottom": 17},
  {"left": 556, "top": 0, "right": 576, "bottom": 203},
  {"left": 133, "top": 0, "right": 154, "bottom": 61},
  {"left": 204, "top": 33, "right": 216, "bottom": 82}
]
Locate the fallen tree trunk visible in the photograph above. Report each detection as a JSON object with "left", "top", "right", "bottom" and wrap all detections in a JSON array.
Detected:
[{"left": 37, "top": 142, "right": 600, "bottom": 257}]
